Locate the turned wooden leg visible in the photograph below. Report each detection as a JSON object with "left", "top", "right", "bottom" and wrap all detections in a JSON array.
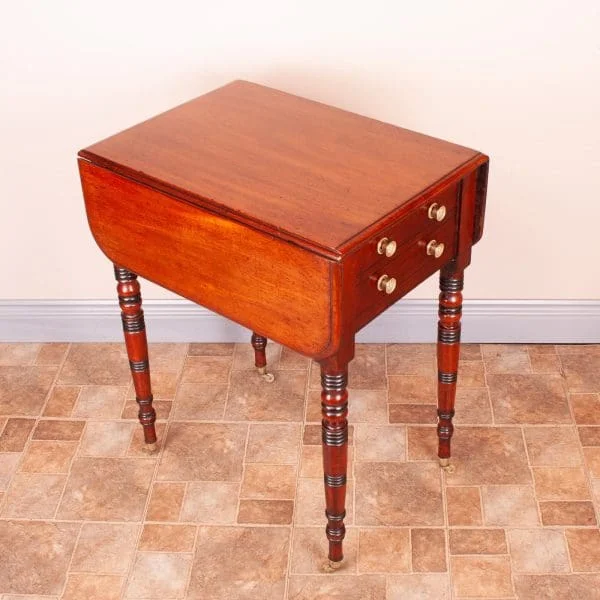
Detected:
[
  {"left": 437, "top": 265, "right": 464, "bottom": 469},
  {"left": 114, "top": 265, "right": 157, "bottom": 452},
  {"left": 251, "top": 332, "right": 274, "bottom": 382},
  {"left": 320, "top": 360, "right": 348, "bottom": 568}
]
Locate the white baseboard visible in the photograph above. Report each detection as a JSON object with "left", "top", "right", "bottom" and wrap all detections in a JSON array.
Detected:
[{"left": 0, "top": 299, "right": 598, "bottom": 344}]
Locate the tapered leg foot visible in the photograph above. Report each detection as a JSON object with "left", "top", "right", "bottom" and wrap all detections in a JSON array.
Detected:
[
  {"left": 114, "top": 265, "right": 157, "bottom": 448},
  {"left": 320, "top": 361, "right": 348, "bottom": 564},
  {"left": 437, "top": 266, "right": 464, "bottom": 467},
  {"left": 251, "top": 333, "right": 275, "bottom": 382}
]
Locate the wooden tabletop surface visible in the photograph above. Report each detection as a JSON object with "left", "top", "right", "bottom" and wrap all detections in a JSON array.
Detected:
[{"left": 80, "top": 80, "right": 482, "bottom": 256}]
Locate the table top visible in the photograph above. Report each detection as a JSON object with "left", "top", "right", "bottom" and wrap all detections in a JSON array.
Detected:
[{"left": 80, "top": 80, "right": 483, "bottom": 258}]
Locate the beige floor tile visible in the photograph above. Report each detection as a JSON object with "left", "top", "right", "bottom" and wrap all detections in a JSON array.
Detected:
[
  {"left": 79, "top": 421, "right": 135, "bottom": 457},
  {"left": 71, "top": 523, "right": 139, "bottom": 574},
  {"left": 481, "top": 485, "right": 540, "bottom": 526},
  {"left": 451, "top": 555, "right": 513, "bottom": 598},
  {"left": 411, "top": 528, "right": 447, "bottom": 572},
  {"left": 237, "top": 499, "right": 294, "bottom": 524},
  {"left": 0, "top": 366, "right": 57, "bottom": 416},
  {"left": 348, "top": 389, "right": 389, "bottom": 423},
  {"left": 125, "top": 371, "right": 179, "bottom": 400},
  {"left": 172, "top": 383, "right": 228, "bottom": 419},
  {"left": 514, "top": 573, "right": 600, "bottom": 599},
  {"left": 139, "top": 524, "right": 196, "bottom": 552},
  {"left": 460, "top": 343, "right": 483, "bottom": 361},
  {"left": 488, "top": 374, "right": 571, "bottom": 424},
  {"left": 146, "top": 482, "right": 186, "bottom": 521},
  {"left": 584, "top": 447, "right": 600, "bottom": 478},
  {"left": 245, "top": 423, "right": 301, "bottom": 464},
  {"left": 449, "top": 528, "right": 507, "bottom": 555},
  {"left": 444, "top": 427, "right": 531, "bottom": 486},
  {"left": 0, "top": 343, "right": 41, "bottom": 366},
  {"left": 58, "top": 344, "right": 130, "bottom": 386},
  {"left": 226, "top": 369, "right": 306, "bottom": 421},
  {"left": 147, "top": 343, "right": 188, "bottom": 372},
  {"left": 0, "top": 453, "right": 20, "bottom": 491},
  {"left": 19, "top": 441, "right": 78, "bottom": 473},
  {"left": 188, "top": 342, "right": 234, "bottom": 356},
  {"left": 279, "top": 346, "right": 310, "bottom": 369},
  {"left": 43, "top": 385, "right": 80, "bottom": 417},
  {"left": 389, "top": 404, "right": 437, "bottom": 424},
  {"left": 36, "top": 343, "right": 69, "bottom": 366},
  {"left": 358, "top": 528, "right": 410, "bottom": 573},
  {"left": 570, "top": 394, "right": 600, "bottom": 424},
  {"left": 456, "top": 360, "right": 486, "bottom": 387},
  {"left": 483, "top": 343, "right": 531, "bottom": 374},
  {"left": 295, "top": 478, "right": 354, "bottom": 526},
  {"left": 407, "top": 426, "right": 438, "bottom": 461},
  {"left": 180, "top": 481, "right": 239, "bottom": 523},
  {"left": 533, "top": 467, "right": 591, "bottom": 501},
  {"left": 2, "top": 473, "right": 66, "bottom": 518},
  {"left": 347, "top": 344, "right": 387, "bottom": 389},
  {"left": 157, "top": 422, "right": 246, "bottom": 481},
  {"left": 579, "top": 426, "right": 600, "bottom": 446},
  {"left": 388, "top": 375, "right": 435, "bottom": 404},
  {"left": 529, "top": 352, "right": 562, "bottom": 374},
  {"left": 0, "top": 520, "right": 79, "bottom": 595},
  {"left": 288, "top": 574, "right": 386, "bottom": 600},
  {"left": 508, "top": 529, "right": 570, "bottom": 573},
  {"left": 300, "top": 444, "right": 353, "bottom": 479},
  {"left": 387, "top": 573, "right": 450, "bottom": 600},
  {"left": 72, "top": 385, "right": 127, "bottom": 419},
  {"left": 355, "top": 424, "right": 406, "bottom": 462},
  {"left": 122, "top": 398, "right": 172, "bottom": 421},
  {"left": 524, "top": 426, "right": 582, "bottom": 466},
  {"left": 180, "top": 356, "right": 231, "bottom": 384},
  {"left": 453, "top": 388, "right": 493, "bottom": 424},
  {"left": 62, "top": 573, "right": 123, "bottom": 600},
  {"left": 188, "top": 526, "right": 289, "bottom": 599},
  {"left": 127, "top": 422, "right": 167, "bottom": 457},
  {"left": 355, "top": 462, "right": 443, "bottom": 526},
  {"left": 386, "top": 343, "right": 436, "bottom": 376},
  {"left": 560, "top": 353, "right": 600, "bottom": 393},
  {"left": 0, "top": 418, "right": 36, "bottom": 451},
  {"left": 446, "top": 486, "right": 483, "bottom": 526},
  {"left": 57, "top": 457, "right": 154, "bottom": 520},
  {"left": 32, "top": 419, "right": 85, "bottom": 441},
  {"left": 291, "top": 527, "right": 358, "bottom": 574},
  {"left": 539, "top": 501, "right": 597, "bottom": 526},
  {"left": 565, "top": 529, "right": 600, "bottom": 572},
  {"left": 125, "top": 552, "right": 192, "bottom": 599}
]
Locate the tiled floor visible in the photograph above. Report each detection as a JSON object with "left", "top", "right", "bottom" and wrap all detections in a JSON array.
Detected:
[{"left": 0, "top": 342, "right": 599, "bottom": 599}]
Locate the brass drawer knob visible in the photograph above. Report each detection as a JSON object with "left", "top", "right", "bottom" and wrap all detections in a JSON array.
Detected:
[
  {"left": 426, "top": 240, "right": 445, "bottom": 258},
  {"left": 377, "top": 237, "right": 397, "bottom": 258},
  {"left": 427, "top": 203, "right": 447, "bottom": 221},
  {"left": 377, "top": 274, "right": 397, "bottom": 295}
]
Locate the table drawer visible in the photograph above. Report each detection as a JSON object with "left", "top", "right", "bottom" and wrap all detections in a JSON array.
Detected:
[
  {"left": 353, "top": 182, "right": 459, "bottom": 272},
  {"left": 354, "top": 217, "right": 458, "bottom": 329}
]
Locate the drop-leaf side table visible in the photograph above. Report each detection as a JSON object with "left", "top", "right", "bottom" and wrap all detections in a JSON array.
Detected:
[{"left": 78, "top": 80, "right": 489, "bottom": 567}]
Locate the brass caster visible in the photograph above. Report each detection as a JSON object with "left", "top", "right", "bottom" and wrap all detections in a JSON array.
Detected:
[
  {"left": 323, "top": 559, "right": 343, "bottom": 572},
  {"left": 439, "top": 458, "right": 455, "bottom": 473},
  {"left": 257, "top": 366, "right": 275, "bottom": 383},
  {"left": 142, "top": 442, "right": 159, "bottom": 455}
]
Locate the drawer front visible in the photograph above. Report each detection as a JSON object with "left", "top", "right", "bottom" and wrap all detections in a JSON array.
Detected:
[
  {"left": 80, "top": 160, "right": 335, "bottom": 357},
  {"left": 353, "top": 182, "right": 459, "bottom": 273},
  {"left": 354, "top": 217, "right": 458, "bottom": 330}
]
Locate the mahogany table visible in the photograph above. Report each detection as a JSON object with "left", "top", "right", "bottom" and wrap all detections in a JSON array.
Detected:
[{"left": 78, "top": 80, "right": 489, "bottom": 567}]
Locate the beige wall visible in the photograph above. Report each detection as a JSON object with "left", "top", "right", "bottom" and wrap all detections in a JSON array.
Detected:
[{"left": 2, "top": 1, "right": 599, "bottom": 301}]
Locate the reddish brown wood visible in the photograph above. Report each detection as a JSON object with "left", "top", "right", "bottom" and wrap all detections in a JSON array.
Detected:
[
  {"left": 114, "top": 266, "right": 157, "bottom": 450},
  {"left": 77, "top": 80, "right": 489, "bottom": 564},
  {"left": 436, "top": 264, "right": 464, "bottom": 466},
  {"left": 320, "top": 359, "right": 349, "bottom": 565}
]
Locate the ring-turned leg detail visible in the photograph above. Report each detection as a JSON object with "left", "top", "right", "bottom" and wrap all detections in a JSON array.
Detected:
[
  {"left": 251, "top": 332, "right": 274, "bottom": 382},
  {"left": 437, "top": 267, "right": 464, "bottom": 470},
  {"left": 320, "top": 364, "right": 348, "bottom": 567},
  {"left": 114, "top": 265, "right": 157, "bottom": 452}
]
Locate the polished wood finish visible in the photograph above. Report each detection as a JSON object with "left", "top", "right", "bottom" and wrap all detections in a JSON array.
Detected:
[
  {"left": 436, "top": 265, "right": 464, "bottom": 466},
  {"left": 114, "top": 266, "right": 157, "bottom": 449},
  {"left": 78, "top": 80, "right": 489, "bottom": 564}
]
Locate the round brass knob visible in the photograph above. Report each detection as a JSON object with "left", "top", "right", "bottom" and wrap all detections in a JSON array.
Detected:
[
  {"left": 426, "top": 240, "right": 445, "bottom": 258},
  {"left": 376, "top": 237, "right": 397, "bottom": 258},
  {"left": 427, "top": 203, "right": 447, "bottom": 222},
  {"left": 377, "top": 274, "right": 397, "bottom": 295}
]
